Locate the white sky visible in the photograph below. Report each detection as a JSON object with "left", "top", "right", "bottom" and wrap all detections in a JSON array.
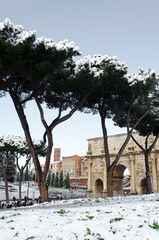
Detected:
[{"left": 0, "top": 0, "right": 159, "bottom": 158}]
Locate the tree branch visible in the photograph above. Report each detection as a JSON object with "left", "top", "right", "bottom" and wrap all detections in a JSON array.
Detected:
[
  {"left": 21, "top": 92, "right": 34, "bottom": 104},
  {"left": 50, "top": 93, "right": 90, "bottom": 130},
  {"left": 127, "top": 104, "right": 132, "bottom": 133},
  {"left": 110, "top": 102, "right": 151, "bottom": 171},
  {"left": 147, "top": 133, "right": 159, "bottom": 153},
  {"left": 132, "top": 102, "right": 151, "bottom": 131},
  {"left": 131, "top": 134, "right": 145, "bottom": 152},
  {"left": 33, "top": 89, "right": 53, "bottom": 179}
]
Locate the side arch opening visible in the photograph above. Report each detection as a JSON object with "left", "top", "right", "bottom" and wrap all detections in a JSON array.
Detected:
[
  {"left": 140, "top": 178, "right": 148, "bottom": 195},
  {"left": 95, "top": 179, "right": 103, "bottom": 197}
]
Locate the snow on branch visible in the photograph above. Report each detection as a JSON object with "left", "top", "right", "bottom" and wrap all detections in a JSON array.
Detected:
[
  {"left": 75, "top": 54, "right": 127, "bottom": 77},
  {"left": 127, "top": 68, "right": 156, "bottom": 85},
  {"left": 0, "top": 18, "right": 80, "bottom": 54},
  {"left": 0, "top": 135, "right": 41, "bottom": 149}
]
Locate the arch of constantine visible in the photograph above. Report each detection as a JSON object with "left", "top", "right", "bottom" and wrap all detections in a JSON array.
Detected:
[{"left": 86, "top": 132, "right": 159, "bottom": 197}]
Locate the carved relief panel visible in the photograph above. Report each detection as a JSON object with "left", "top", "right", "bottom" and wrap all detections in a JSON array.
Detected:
[
  {"left": 136, "top": 163, "right": 144, "bottom": 175},
  {"left": 93, "top": 163, "right": 104, "bottom": 174}
]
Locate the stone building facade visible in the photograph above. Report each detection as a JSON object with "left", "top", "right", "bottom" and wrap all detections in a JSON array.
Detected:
[
  {"left": 48, "top": 148, "right": 62, "bottom": 174},
  {"left": 32, "top": 149, "right": 86, "bottom": 186},
  {"left": 62, "top": 155, "right": 81, "bottom": 178},
  {"left": 86, "top": 132, "right": 159, "bottom": 197},
  {"left": 54, "top": 148, "right": 61, "bottom": 162},
  {"left": 62, "top": 155, "right": 88, "bottom": 187},
  {"left": 50, "top": 161, "right": 62, "bottom": 174},
  {"left": 48, "top": 151, "right": 88, "bottom": 188}
]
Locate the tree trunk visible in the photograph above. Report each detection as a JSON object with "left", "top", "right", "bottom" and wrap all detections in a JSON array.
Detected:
[
  {"left": 107, "top": 169, "right": 113, "bottom": 197},
  {"left": 110, "top": 133, "right": 131, "bottom": 171},
  {"left": 99, "top": 110, "right": 131, "bottom": 197},
  {"left": 108, "top": 106, "right": 151, "bottom": 196},
  {"left": 144, "top": 151, "right": 153, "bottom": 194},
  {"left": 10, "top": 89, "right": 89, "bottom": 203},
  {"left": 38, "top": 179, "right": 48, "bottom": 202},
  {"left": 107, "top": 133, "right": 131, "bottom": 197},
  {"left": 19, "top": 172, "right": 23, "bottom": 203},
  {"left": 3, "top": 167, "right": 9, "bottom": 203},
  {"left": 131, "top": 132, "right": 157, "bottom": 195},
  {"left": 99, "top": 110, "right": 113, "bottom": 197},
  {"left": 10, "top": 92, "right": 48, "bottom": 202}
]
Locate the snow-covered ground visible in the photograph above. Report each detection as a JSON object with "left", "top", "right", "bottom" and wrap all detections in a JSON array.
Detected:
[
  {"left": 0, "top": 182, "right": 86, "bottom": 202},
  {"left": 0, "top": 193, "right": 159, "bottom": 239},
  {"left": 0, "top": 182, "right": 40, "bottom": 201}
]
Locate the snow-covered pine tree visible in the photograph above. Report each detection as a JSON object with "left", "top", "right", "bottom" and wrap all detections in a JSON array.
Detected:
[
  {"left": 50, "top": 173, "right": 55, "bottom": 187},
  {"left": 55, "top": 172, "right": 59, "bottom": 188},
  {"left": 47, "top": 171, "right": 51, "bottom": 186},
  {"left": 64, "top": 173, "right": 70, "bottom": 189},
  {"left": 58, "top": 170, "right": 63, "bottom": 188}
]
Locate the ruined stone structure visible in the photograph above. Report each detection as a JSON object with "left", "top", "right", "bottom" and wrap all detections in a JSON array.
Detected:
[{"left": 86, "top": 132, "right": 159, "bottom": 197}]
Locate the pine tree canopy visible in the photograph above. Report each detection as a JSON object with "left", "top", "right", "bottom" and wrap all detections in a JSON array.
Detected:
[
  {"left": 112, "top": 69, "right": 158, "bottom": 133},
  {"left": 0, "top": 18, "right": 83, "bottom": 108}
]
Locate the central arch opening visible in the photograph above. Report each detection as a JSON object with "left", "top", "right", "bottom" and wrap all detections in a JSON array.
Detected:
[
  {"left": 113, "top": 164, "right": 130, "bottom": 196},
  {"left": 95, "top": 179, "right": 103, "bottom": 197}
]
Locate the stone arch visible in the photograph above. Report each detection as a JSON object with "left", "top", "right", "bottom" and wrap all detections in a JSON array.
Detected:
[
  {"left": 113, "top": 164, "right": 127, "bottom": 177},
  {"left": 95, "top": 179, "right": 103, "bottom": 197},
  {"left": 140, "top": 178, "right": 148, "bottom": 194},
  {"left": 113, "top": 164, "right": 130, "bottom": 196}
]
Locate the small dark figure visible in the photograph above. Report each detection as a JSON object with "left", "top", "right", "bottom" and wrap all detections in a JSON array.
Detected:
[
  {"left": 7, "top": 204, "right": 12, "bottom": 208},
  {"left": 13, "top": 196, "right": 16, "bottom": 202},
  {"left": 38, "top": 196, "right": 42, "bottom": 203},
  {"left": 2, "top": 203, "right": 6, "bottom": 209},
  {"left": 22, "top": 202, "right": 26, "bottom": 206},
  {"left": 28, "top": 201, "right": 33, "bottom": 206},
  {"left": 24, "top": 196, "right": 28, "bottom": 205},
  {"left": 12, "top": 196, "right": 17, "bottom": 207},
  {"left": 16, "top": 201, "right": 21, "bottom": 207}
]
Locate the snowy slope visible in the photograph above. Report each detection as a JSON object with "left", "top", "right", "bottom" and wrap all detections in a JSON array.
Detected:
[{"left": 0, "top": 193, "right": 159, "bottom": 239}]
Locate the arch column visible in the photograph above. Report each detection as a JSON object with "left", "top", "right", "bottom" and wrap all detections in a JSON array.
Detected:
[
  {"left": 157, "top": 155, "right": 159, "bottom": 191},
  {"left": 87, "top": 159, "right": 93, "bottom": 198},
  {"left": 152, "top": 158, "right": 158, "bottom": 192},
  {"left": 130, "top": 158, "right": 137, "bottom": 194},
  {"left": 102, "top": 160, "right": 107, "bottom": 197}
]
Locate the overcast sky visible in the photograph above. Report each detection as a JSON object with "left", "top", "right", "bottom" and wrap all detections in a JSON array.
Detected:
[{"left": 0, "top": 0, "right": 159, "bottom": 158}]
